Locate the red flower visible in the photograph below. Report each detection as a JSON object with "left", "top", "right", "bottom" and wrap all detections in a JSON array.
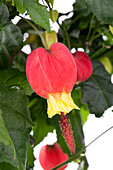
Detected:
[
  {"left": 73, "top": 51, "right": 93, "bottom": 83},
  {"left": 26, "top": 42, "right": 79, "bottom": 118},
  {"left": 39, "top": 143, "right": 69, "bottom": 170}
]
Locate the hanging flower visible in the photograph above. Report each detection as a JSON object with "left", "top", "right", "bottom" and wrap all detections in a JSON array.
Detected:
[
  {"left": 73, "top": 51, "right": 93, "bottom": 83},
  {"left": 39, "top": 142, "right": 69, "bottom": 170},
  {"left": 26, "top": 42, "right": 79, "bottom": 118}
]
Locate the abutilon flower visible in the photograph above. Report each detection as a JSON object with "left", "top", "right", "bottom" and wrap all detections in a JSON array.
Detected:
[
  {"left": 26, "top": 42, "right": 79, "bottom": 154},
  {"left": 26, "top": 42, "right": 79, "bottom": 117},
  {"left": 39, "top": 143, "right": 69, "bottom": 170},
  {"left": 73, "top": 51, "right": 93, "bottom": 83}
]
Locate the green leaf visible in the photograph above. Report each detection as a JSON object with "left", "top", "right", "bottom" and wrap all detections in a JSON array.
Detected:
[
  {"left": 0, "top": 4, "right": 23, "bottom": 69},
  {"left": 70, "top": 110, "right": 85, "bottom": 153},
  {"left": 0, "top": 21, "right": 23, "bottom": 69},
  {"left": 80, "top": 61, "right": 113, "bottom": 117},
  {"left": 74, "top": 0, "right": 87, "bottom": 11},
  {"left": 0, "top": 162, "right": 17, "bottom": 170},
  {"left": 72, "top": 87, "right": 82, "bottom": 108},
  {"left": 0, "top": 68, "right": 33, "bottom": 95},
  {"left": 29, "top": 96, "right": 54, "bottom": 145},
  {"left": 0, "top": 4, "right": 9, "bottom": 25},
  {"left": 0, "top": 0, "right": 6, "bottom": 5},
  {"left": 14, "top": 0, "right": 26, "bottom": 14},
  {"left": 84, "top": 0, "right": 113, "bottom": 26},
  {"left": 0, "top": 85, "right": 32, "bottom": 169},
  {"left": 24, "top": 0, "right": 50, "bottom": 31},
  {"left": 70, "top": 110, "right": 88, "bottom": 169},
  {"left": 26, "top": 143, "right": 35, "bottom": 169},
  {"left": 0, "top": 109, "right": 15, "bottom": 156},
  {"left": 80, "top": 104, "right": 89, "bottom": 125},
  {"left": 13, "top": 51, "right": 27, "bottom": 72}
]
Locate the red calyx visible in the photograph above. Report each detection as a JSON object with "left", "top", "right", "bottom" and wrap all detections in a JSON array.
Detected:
[
  {"left": 73, "top": 51, "right": 93, "bottom": 83},
  {"left": 26, "top": 42, "right": 77, "bottom": 99},
  {"left": 39, "top": 143, "right": 69, "bottom": 170}
]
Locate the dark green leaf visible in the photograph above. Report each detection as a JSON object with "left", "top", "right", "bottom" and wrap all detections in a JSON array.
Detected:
[
  {"left": 84, "top": 0, "right": 113, "bottom": 26},
  {"left": 0, "top": 4, "right": 9, "bottom": 25},
  {"left": 0, "top": 85, "right": 32, "bottom": 169},
  {"left": 13, "top": 51, "right": 27, "bottom": 72},
  {"left": 26, "top": 143, "right": 35, "bottom": 169},
  {"left": 0, "top": 68, "right": 33, "bottom": 95},
  {"left": 14, "top": 0, "right": 26, "bottom": 14},
  {"left": 70, "top": 110, "right": 88, "bottom": 169},
  {"left": 0, "top": 109, "right": 15, "bottom": 155},
  {"left": 0, "top": 162, "right": 17, "bottom": 170},
  {"left": 24, "top": 0, "right": 50, "bottom": 31},
  {"left": 29, "top": 96, "right": 54, "bottom": 145},
  {"left": 70, "top": 110, "right": 85, "bottom": 153},
  {"left": 72, "top": 87, "right": 82, "bottom": 108},
  {"left": 80, "top": 61, "right": 113, "bottom": 117},
  {"left": 74, "top": 0, "right": 87, "bottom": 11},
  {"left": 0, "top": 22, "right": 23, "bottom": 69}
]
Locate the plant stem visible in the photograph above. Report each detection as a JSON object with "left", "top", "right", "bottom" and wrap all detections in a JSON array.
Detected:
[
  {"left": 64, "top": 27, "right": 71, "bottom": 50},
  {"left": 89, "top": 21, "right": 100, "bottom": 42},
  {"left": 68, "top": 8, "right": 87, "bottom": 26},
  {"left": 52, "top": 125, "right": 113, "bottom": 170},
  {"left": 91, "top": 29, "right": 109, "bottom": 42},
  {"left": 86, "top": 14, "right": 94, "bottom": 41},
  {"left": 19, "top": 15, "right": 48, "bottom": 49}
]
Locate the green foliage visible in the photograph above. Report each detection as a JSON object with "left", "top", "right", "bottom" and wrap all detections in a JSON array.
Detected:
[
  {"left": 14, "top": 0, "right": 26, "bottom": 14},
  {"left": 29, "top": 96, "right": 54, "bottom": 145},
  {"left": 0, "top": 109, "right": 15, "bottom": 155},
  {"left": 0, "top": 4, "right": 23, "bottom": 69},
  {"left": 80, "top": 104, "right": 89, "bottom": 125},
  {"left": 84, "top": 0, "right": 113, "bottom": 26},
  {"left": 0, "top": 85, "right": 32, "bottom": 169},
  {"left": 0, "top": 0, "right": 6, "bottom": 5},
  {"left": 26, "top": 143, "right": 35, "bottom": 169},
  {"left": 0, "top": 68, "right": 33, "bottom": 95},
  {"left": 14, "top": 0, "right": 50, "bottom": 31},
  {"left": 80, "top": 61, "right": 113, "bottom": 117}
]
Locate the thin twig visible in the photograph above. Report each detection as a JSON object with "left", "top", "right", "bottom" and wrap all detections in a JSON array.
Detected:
[
  {"left": 19, "top": 15, "right": 48, "bottom": 49},
  {"left": 86, "top": 14, "right": 94, "bottom": 41}
]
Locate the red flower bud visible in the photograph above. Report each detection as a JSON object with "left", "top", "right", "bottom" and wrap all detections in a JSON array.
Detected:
[
  {"left": 39, "top": 143, "right": 69, "bottom": 170},
  {"left": 73, "top": 51, "right": 93, "bottom": 83}
]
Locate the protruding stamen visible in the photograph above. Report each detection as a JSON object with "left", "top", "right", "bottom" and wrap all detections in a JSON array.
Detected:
[{"left": 59, "top": 112, "right": 75, "bottom": 154}]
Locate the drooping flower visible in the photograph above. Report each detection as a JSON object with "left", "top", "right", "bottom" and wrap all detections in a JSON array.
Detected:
[
  {"left": 26, "top": 42, "right": 79, "bottom": 118},
  {"left": 39, "top": 142, "right": 69, "bottom": 170},
  {"left": 73, "top": 51, "right": 93, "bottom": 83}
]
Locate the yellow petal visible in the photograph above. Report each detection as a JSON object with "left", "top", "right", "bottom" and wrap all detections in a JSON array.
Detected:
[{"left": 47, "top": 90, "right": 80, "bottom": 118}]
